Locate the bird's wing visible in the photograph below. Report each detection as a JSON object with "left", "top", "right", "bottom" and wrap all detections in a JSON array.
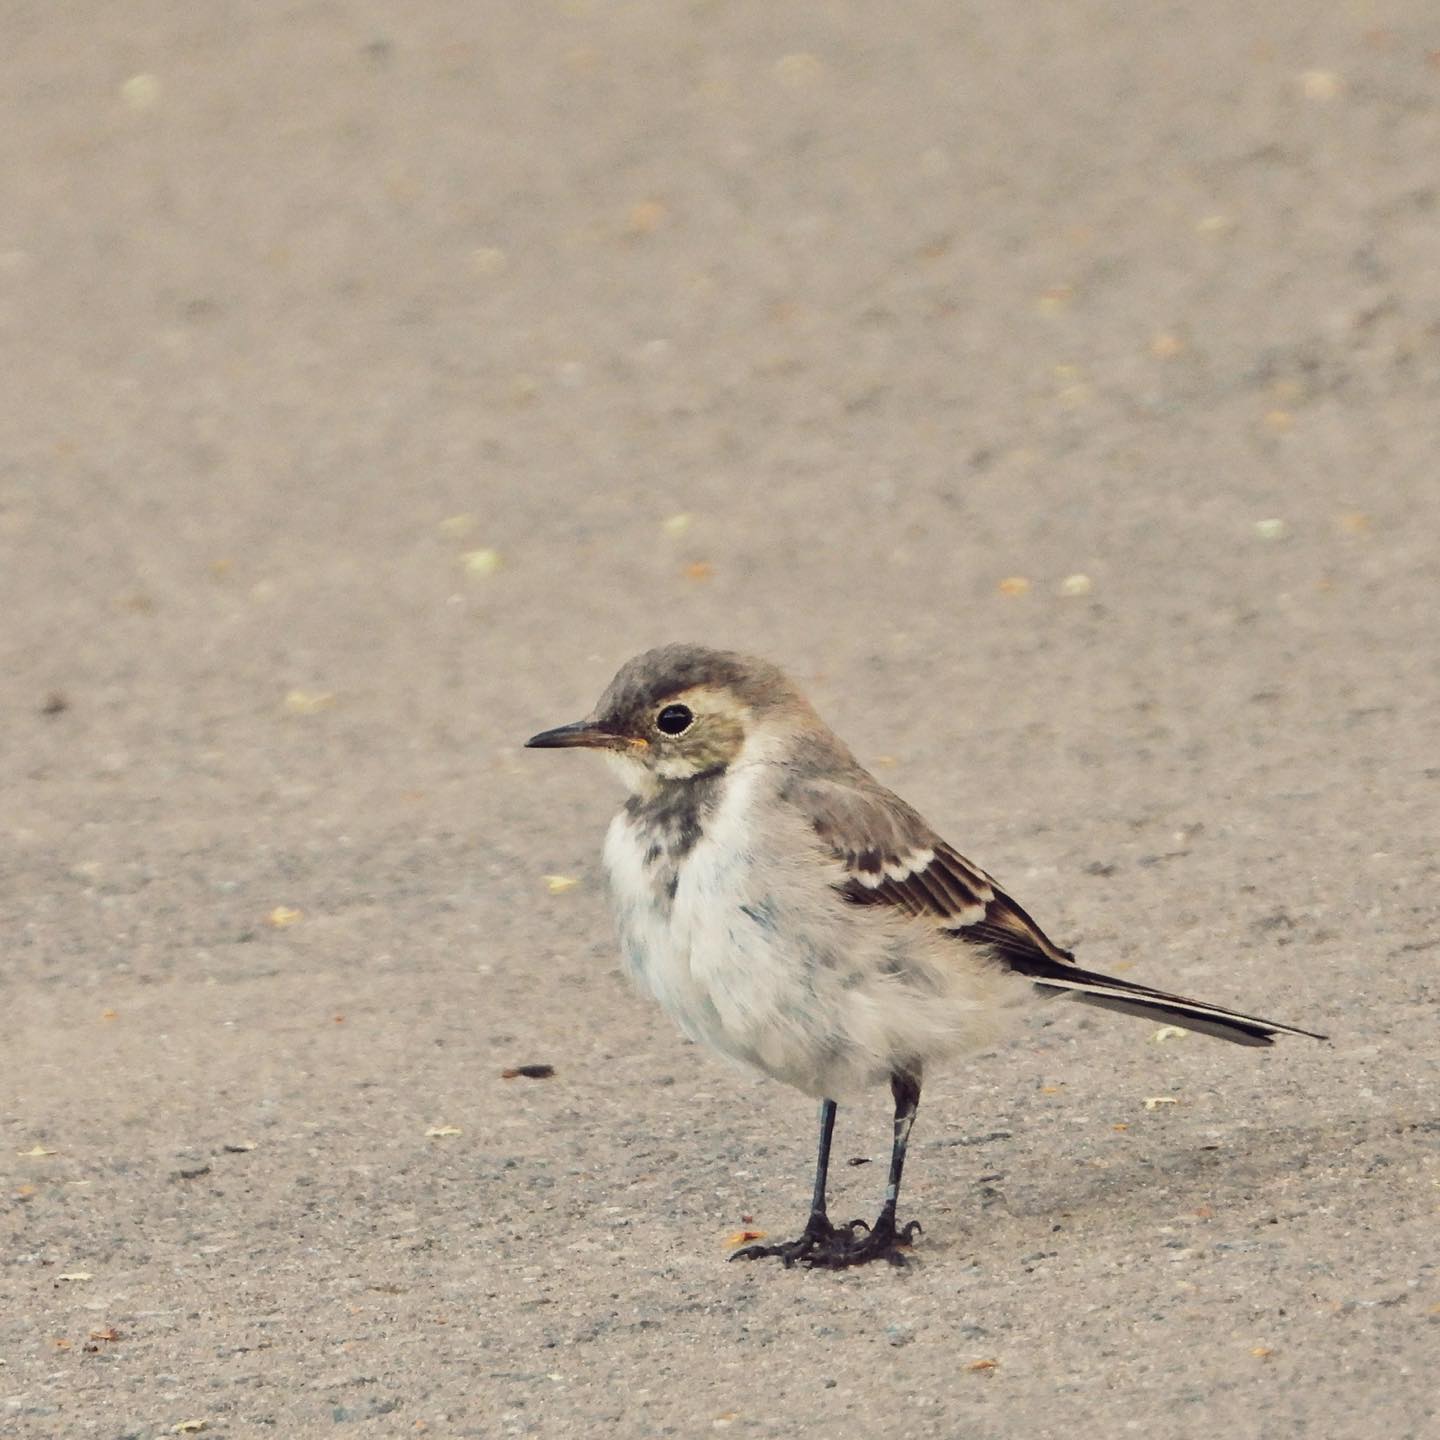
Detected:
[
  {"left": 789, "top": 773, "right": 1326, "bottom": 1046},
  {"left": 787, "top": 774, "right": 1077, "bottom": 968}
]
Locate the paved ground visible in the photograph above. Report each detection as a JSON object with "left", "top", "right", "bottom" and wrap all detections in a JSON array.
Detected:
[{"left": 4, "top": 3, "right": 1439, "bottom": 1437}]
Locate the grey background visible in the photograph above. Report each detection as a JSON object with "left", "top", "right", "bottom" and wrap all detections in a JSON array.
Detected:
[{"left": 3, "top": 2, "right": 1438, "bottom": 1436}]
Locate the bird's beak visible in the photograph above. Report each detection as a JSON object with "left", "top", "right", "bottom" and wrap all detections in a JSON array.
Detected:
[{"left": 524, "top": 720, "right": 626, "bottom": 751}]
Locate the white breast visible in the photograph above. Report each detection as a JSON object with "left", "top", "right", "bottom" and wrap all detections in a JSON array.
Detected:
[
  {"left": 602, "top": 763, "right": 794, "bottom": 1067},
  {"left": 602, "top": 807, "right": 708, "bottom": 1027}
]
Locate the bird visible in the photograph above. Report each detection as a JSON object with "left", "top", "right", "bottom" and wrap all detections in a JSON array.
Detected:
[{"left": 525, "top": 644, "right": 1325, "bottom": 1268}]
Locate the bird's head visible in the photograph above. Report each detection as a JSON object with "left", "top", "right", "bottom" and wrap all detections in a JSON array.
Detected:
[{"left": 525, "top": 644, "right": 806, "bottom": 791}]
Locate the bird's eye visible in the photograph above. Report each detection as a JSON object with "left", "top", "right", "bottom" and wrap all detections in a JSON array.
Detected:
[{"left": 655, "top": 703, "right": 694, "bottom": 736}]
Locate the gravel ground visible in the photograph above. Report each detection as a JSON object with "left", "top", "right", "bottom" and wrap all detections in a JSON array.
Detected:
[{"left": 4, "top": 3, "right": 1439, "bottom": 1437}]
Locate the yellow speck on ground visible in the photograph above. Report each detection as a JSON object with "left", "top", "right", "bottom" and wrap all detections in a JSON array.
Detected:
[
  {"left": 461, "top": 547, "right": 503, "bottom": 577},
  {"left": 1301, "top": 71, "right": 1342, "bottom": 100},
  {"left": 283, "top": 690, "right": 334, "bottom": 715},
  {"left": 774, "top": 53, "right": 825, "bottom": 87},
  {"left": 120, "top": 73, "right": 161, "bottom": 110}
]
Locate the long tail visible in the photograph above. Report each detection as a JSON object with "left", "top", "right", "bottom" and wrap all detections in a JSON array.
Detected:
[{"left": 1022, "top": 959, "right": 1327, "bottom": 1047}]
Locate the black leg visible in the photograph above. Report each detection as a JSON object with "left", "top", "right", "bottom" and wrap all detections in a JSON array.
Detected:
[
  {"left": 808, "top": 1097, "right": 837, "bottom": 1222},
  {"left": 823, "top": 1069, "right": 925, "bottom": 1266},
  {"left": 879, "top": 1070, "right": 921, "bottom": 1233},
  {"left": 731, "top": 1099, "right": 849, "bottom": 1265}
]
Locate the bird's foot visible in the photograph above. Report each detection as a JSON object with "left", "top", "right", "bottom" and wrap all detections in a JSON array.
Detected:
[
  {"left": 814, "top": 1214, "right": 922, "bottom": 1268},
  {"left": 730, "top": 1213, "right": 921, "bottom": 1269},
  {"left": 729, "top": 1212, "right": 855, "bottom": 1267}
]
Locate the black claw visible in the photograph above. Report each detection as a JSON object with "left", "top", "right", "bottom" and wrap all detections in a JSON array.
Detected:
[
  {"left": 730, "top": 1243, "right": 783, "bottom": 1264},
  {"left": 729, "top": 1214, "right": 922, "bottom": 1270}
]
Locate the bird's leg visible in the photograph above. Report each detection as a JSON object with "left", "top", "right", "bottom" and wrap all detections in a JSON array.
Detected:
[
  {"left": 730, "top": 1099, "right": 848, "bottom": 1265},
  {"left": 804, "top": 1094, "right": 838, "bottom": 1232},
  {"left": 821, "top": 1069, "right": 924, "bottom": 1267},
  {"left": 876, "top": 1070, "right": 924, "bottom": 1244}
]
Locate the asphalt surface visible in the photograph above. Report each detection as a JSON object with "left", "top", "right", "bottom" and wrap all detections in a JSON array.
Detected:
[{"left": 4, "top": 3, "right": 1439, "bottom": 1437}]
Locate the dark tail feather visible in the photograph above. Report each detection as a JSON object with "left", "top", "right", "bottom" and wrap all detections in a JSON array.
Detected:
[
  {"left": 1055, "top": 989, "right": 1287, "bottom": 1046},
  {"left": 1023, "top": 962, "right": 1326, "bottom": 1048}
]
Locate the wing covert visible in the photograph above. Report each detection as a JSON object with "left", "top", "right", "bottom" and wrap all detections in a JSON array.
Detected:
[{"left": 788, "top": 774, "right": 1075, "bottom": 968}]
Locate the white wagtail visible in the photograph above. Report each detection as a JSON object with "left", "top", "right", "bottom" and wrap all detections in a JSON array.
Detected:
[{"left": 527, "top": 645, "right": 1324, "bottom": 1268}]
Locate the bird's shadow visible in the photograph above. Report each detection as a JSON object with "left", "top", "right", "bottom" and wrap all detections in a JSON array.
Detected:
[{"left": 925, "top": 1109, "right": 1439, "bottom": 1246}]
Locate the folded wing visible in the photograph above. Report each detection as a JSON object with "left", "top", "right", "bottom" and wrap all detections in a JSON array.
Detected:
[{"left": 789, "top": 773, "right": 1324, "bottom": 1047}]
